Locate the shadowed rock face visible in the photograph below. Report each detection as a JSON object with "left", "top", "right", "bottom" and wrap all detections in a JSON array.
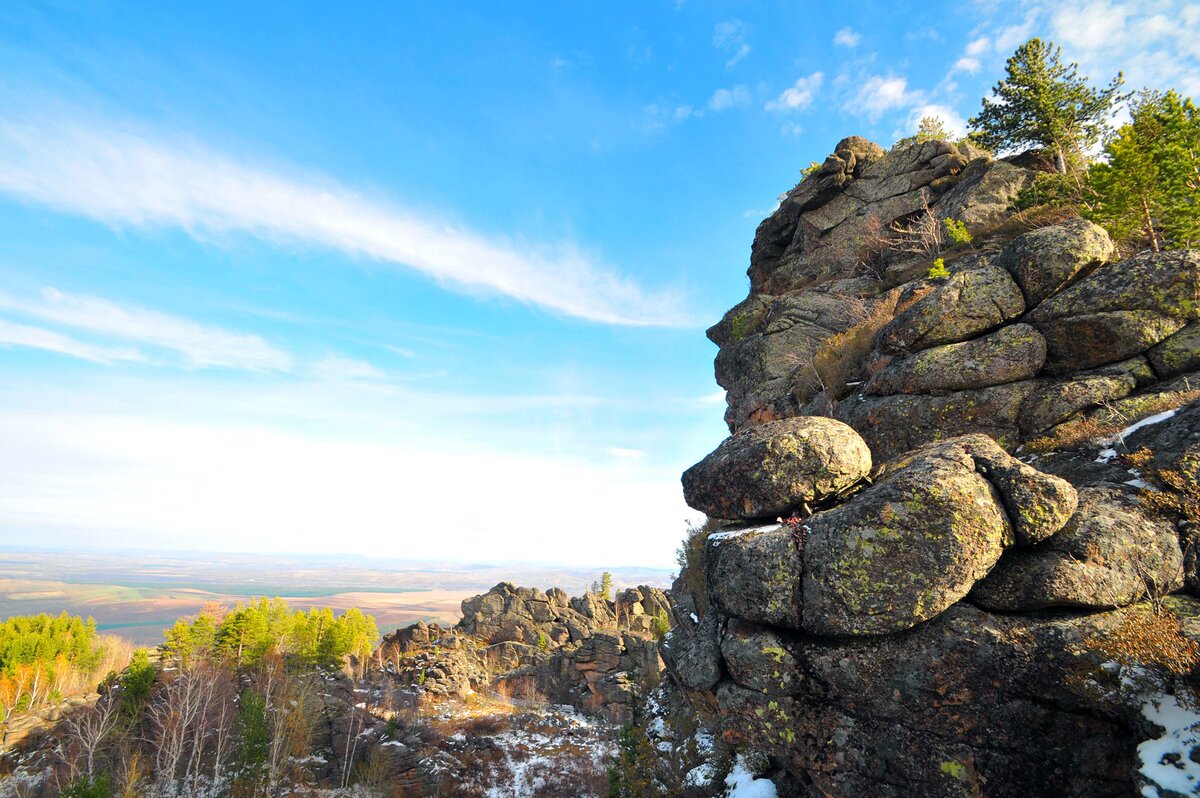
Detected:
[{"left": 672, "top": 134, "right": 1200, "bottom": 797}]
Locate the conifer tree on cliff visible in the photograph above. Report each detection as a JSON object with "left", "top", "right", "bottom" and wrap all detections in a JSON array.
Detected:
[{"left": 969, "top": 38, "right": 1125, "bottom": 175}]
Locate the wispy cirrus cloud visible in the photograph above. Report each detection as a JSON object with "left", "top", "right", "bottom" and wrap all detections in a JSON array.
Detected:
[
  {"left": 713, "top": 20, "right": 751, "bottom": 69},
  {"left": 0, "top": 107, "right": 690, "bottom": 327},
  {"left": 0, "top": 317, "right": 144, "bottom": 364},
  {"left": 0, "top": 287, "right": 293, "bottom": 371}
]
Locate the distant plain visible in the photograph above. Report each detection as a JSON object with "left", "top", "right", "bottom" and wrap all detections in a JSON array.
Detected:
[{"left": 0, "top": 549, "right": 673, "bottom": 645}]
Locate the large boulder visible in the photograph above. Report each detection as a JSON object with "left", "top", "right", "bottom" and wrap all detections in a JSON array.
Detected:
[
  {"left": 659, "top": 611, "right": 723, "bottom": 692},
  {"left": 971, "top": 486, "right": 1184, "bottom": 611},
  {"left": 712, "top": 289, "right": 880, "bottom": 430},
  {"left": 837, "top": 381, "right": 1034, "bottom": 461},
  {"left": 838, "top": 359, "right": 1148, "bottom": 462},
  {"left": 682, "top": 417, "right": 871, "bottom": 520},
  {"left": 801, "top": 438, "right": 1011, "bottom": 636},
  {"left": 874, "top": 265, "right": 1026, "bottom": 354},
  {"left": 1025, "top": 250, "right": 1200, "bottom": 373},
  {"left": 1146, "top": 321, "right": 1200, "bottom": 378},
  {"left": 864, "top": 323, "right": 1047, "bottom": 396},
  {"left": 992, "top": 218, "right": 1115, "bottom": 307},
  {"left": 720, "top": 618, "right": 804, "bottom": 696},
  {"left": 935, "top": 158, "right": 1036, "bottom": 230},
  {"left": 963, "top": 435, "right": 1077, "bottom": 546},
  {"left": 705, "top": 526, "right": 803, "bottom": 629}
]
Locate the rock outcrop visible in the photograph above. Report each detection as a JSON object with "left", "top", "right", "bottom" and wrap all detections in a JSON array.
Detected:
[
  {"left": 670, "top": 135, "right": 1200, "bottom": 797},
  {"left": 380, "top": 581, "right": 670, "bottom": 723}
]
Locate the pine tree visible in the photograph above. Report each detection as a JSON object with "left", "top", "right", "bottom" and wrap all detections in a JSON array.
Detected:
[
  {"left": 1088, "top": 90, "right": 1200, "bottom": 251},
  {"left": 969, "top": 38, "right": 1125, "bottom": 174},
  {"left": 894, "top": 115, "right": 953, "bottom": 149}
]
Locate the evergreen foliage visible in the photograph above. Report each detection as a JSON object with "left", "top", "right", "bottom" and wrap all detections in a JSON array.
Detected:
[
  {"left": 0, "top": 613, "right": 103, "bottom": 675},
  {"left": 1087, "top": 90, "right": 1200, "bottom": 251},
  {"left": 163, "top": 598, "right": 378, "bottom": 669},
  {"left": 893, "top": 115, "right": 953, "bottom": 149},
  {"left": 969, "top": 38, "right": 1124, "bottom": 173}
]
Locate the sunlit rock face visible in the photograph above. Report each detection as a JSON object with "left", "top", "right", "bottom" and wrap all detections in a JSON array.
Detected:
[{"left": 670, "top": 135, "right": 1200, "bottom": 797}]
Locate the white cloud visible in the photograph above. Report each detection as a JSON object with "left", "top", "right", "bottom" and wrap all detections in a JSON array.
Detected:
[
  {"left": 0, "top": 318, "right": 144, "bottom": 364},
  {"left": 0, "top": 287, "right": 293, "bottom": 371},
  {"left": 993, "top": 13, "right": 1036, "bottom": 53},
  {"left": 764, "top": 72, "right": 825, "bottom": 112},
  {"left": 849, "top": 75, "right": 920, "bottom": 119},
  {"left": 906, "top": 104, "right": 968, "bottom": 138},
  {"left": 834, "top": 27, "right": 862, "bottom": 48},
  {"left": 967, "top": 1, "right": 1200, "bottom": 117},
  {"left": 707, "top": 85, "right": 751, "bottom": 111},
  {"left": 713, "top": 20, "right": 751, "bottom": 68},
  {"left": 953, "top": 57, "right": 981, "bottom": 74},
  {"left": 966, "top": 36, "right": 991, "bottom": 57},
  {"left": 0, "top": 109, "right": 689, "bottom": 327},
  {"left": 604, "top": 446, "right": 646, "bottom": 460}
]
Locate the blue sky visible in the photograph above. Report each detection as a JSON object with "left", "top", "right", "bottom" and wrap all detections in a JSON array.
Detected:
[{"left": 0, "top": 1, "right": 1195, "bottom": 568}]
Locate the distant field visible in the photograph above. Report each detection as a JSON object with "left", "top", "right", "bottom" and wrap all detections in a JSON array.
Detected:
[{"left": 0, "top": 549, "right": 673, "bottom": 646}]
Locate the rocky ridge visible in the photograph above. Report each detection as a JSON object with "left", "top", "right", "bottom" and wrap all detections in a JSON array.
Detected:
[{"left": 664, "top": 135, "right": 1200, "bottom": 797}]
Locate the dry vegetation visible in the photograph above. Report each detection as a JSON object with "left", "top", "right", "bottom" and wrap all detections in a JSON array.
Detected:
[{"left": 1023, "top": 389, "right": 1200, "bottom": 454}]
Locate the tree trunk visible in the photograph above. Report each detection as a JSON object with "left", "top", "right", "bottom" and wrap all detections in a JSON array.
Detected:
[{"left": 1141, "top": 195, "right": 1160, "bottom": 252}]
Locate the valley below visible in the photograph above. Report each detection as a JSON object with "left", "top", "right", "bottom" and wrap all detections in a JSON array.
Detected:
[{"left": 0, "top": 549, "right": 672, "bottom": 645}]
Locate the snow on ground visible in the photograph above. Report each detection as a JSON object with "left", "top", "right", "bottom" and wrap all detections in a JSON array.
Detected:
[
  {"left": 724, "top": 755, "right": 779, "bottom": 798},
  {"left": 1096, "top": 408, "right": 1178, "bottom": 463},
  {"left": 1138, "top": 693, "right": 1200, "bottom": 798},
  {"left": 685, "top": 762, "right": 715, "bottom": 787}
]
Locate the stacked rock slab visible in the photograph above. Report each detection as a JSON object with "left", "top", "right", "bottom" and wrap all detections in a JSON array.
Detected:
[{"left": 673, "top": 135, "right": 1200, "bottom": 797}]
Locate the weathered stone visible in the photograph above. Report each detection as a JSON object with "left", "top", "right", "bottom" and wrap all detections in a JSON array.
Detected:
[
  {"left": 971, "top": 486, "right": 1184, "bottom": 610},
  {"left": 1019, "top": 359, "right": 1147, "bottom": 435},
  {"left": 936, "top": 158, "right": 1035, "bottom": 230},
  {"left": 659, "top": 611, "right": 722, "bottom": 691},
  {"left": 682, "top": 417, "right": 872, "bottom": 520},
  {"left": 802, "top": 439, "right": 1011, "bottom": 635},
  {"left": 961, "top": 435, "right": 1078, "bottom": 546},
  {"left": 864, "top": 323, "right": 1046, "bottom": 395},
  {"left": 715, "top": 600, "right": 1192, "bottom": 798},
  {"left": 705, "top": 526, "right": 803, "bottom": 629},
  {"left": 714, "top": 289, "right": 879, "bottom": 431},
  {"left": 837, "top": 381, "right": 1034, "bottom": 462},
  {"left": 1026, "top": 250, "right": 1200, "bottom": 373},
  {"left": 992, "top": 218, "right": 1115, "bottom": 307},
  {"left": 1034, "top": 310, "right": 1185, "bottom": 375},
  {"left": 1147, "top": 320, "right": 1200, "bottom": 378},
  {"left": 719, "top": 619, "right": 803, "bottom": 696},
  {"left": 875, "top": 265, "right": 1026, "bottom": 355}
]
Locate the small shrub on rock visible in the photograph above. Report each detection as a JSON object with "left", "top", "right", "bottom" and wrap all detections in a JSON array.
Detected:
[{"left": 927, "top": 258, "right": 951, "bottom": 280}]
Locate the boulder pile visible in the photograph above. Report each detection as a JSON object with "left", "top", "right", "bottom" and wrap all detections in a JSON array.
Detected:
[
  {"left": 379, "top": 581, "right": 670, "bottom": 723},
  {"left": 667, "top": 136, "right": 1200, "bottom": 797}
]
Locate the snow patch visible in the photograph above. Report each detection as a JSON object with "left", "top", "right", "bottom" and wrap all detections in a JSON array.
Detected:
[
  {"left": 685, "top": 762, "right": 715, "bottom": 787},
  {"left": 1120, "top": 410, "right": 1178, "bottom": 441},
  {"left": 709, "top": 525, "right": 777, "bottom": 547},
  {"left": 1138, "top": 693, "right": 1200, "bottom": 797},
  {"left": 724, "top": 755, "right": 778, "bottom": 797}
]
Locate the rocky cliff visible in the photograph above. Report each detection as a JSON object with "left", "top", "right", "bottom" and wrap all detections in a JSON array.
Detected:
[{"left": 664, "top": 136, "right": 1200, "bottom": 797}]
